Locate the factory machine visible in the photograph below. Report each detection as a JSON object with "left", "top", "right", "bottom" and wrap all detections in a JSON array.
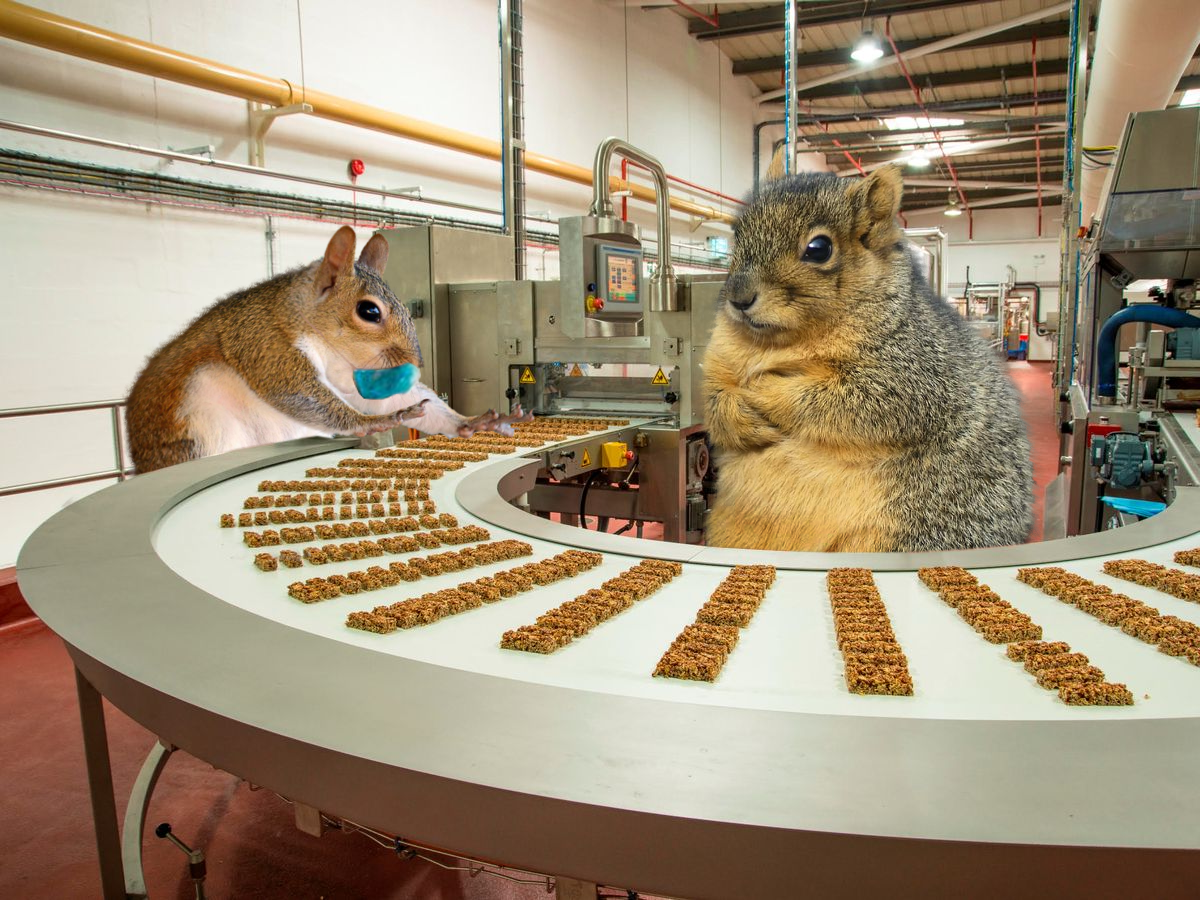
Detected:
[
  {"left": 1057, "top": 105, "right": 1200, "bottom": 536},
  {"left": 381, "top": 139, "right": 722, "bottom": 544}
]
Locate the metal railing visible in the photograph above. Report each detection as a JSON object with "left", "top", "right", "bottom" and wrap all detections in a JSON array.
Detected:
[{"left": 0, "top": 399, "right": 132, "bottom": 498}]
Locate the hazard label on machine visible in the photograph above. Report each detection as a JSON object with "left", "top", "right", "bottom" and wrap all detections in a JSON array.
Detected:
[
  {"left": 651, "top": 367, "right": 670, "bottom": 385},
  {"left": 569, "top": 363, "right": 584, "bottom": 377},
  {"left": 581, "top": 449, "right": 592, "bottom": 467},
  {"left": 519, "top": 366, "right": 535, "bottom": 384}
]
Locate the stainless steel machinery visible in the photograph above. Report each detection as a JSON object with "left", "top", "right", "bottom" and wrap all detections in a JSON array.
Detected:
[
  {"left": 442, "top": 139, "right": 722, "bottom": 544},
  {"left": 1056, "top": 105, "right": 1200, "bottom": 536}
]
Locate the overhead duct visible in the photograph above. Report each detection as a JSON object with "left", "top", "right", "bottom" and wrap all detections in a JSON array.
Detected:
[{"left": 1080, "top": 0, "right": 1200, "bottom": 223}]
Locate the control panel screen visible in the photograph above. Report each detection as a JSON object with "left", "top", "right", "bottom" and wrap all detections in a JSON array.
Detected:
[
  {"left": 595, "top": 243, "right": 642, "bottom": 312},
  {"left": 606, "top": 254, "right": 638, "bottom": 303}
]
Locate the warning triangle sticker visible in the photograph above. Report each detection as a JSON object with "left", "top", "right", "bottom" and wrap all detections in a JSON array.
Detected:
[
  {"left": 519, "top": 366, "right": 535, "bottom": 384},
  {"left": 581, "top": 449, "right": 592, "bottom": 467},
  {"left": 651, "top": 367, "right": 670, "bottom": 385},
  {"left": 569, "top": 363, "right": 584, "bottom": 377}
]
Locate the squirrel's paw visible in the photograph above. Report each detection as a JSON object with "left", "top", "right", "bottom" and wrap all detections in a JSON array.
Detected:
[
  {"left": 393, "top": 399, "right": 431, "bottom": 424},
  {"left": 458, "top": 404, "right": 533, "bottom": 438}
]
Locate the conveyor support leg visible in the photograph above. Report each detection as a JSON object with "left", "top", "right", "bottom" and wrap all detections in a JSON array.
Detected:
[
  {"left": 123, "top": 740, "right": 176, "bottom": 898},
  {"left": 74, "top": 665, "right": 127, "bottom": 900}
]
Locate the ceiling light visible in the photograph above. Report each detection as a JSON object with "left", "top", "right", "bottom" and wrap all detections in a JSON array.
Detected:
[
  {"left": 906, "top": 149, "right": 931, "bottom": 168},
  {"left": 1181, "top": 88, "right": 1200, "bottom": 107},
  {"left": 851, "top": 28, "right": 884, "bottom": 63},
  {"left": 944, "top": 188, "right": 963, "bottom": 217}
]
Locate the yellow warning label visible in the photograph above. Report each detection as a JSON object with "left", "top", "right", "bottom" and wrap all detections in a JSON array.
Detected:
[
  {"left": 581, "top": 449, "right": 592, "bottom": 467},
  {"left": 569, "top": 363, "right": 584, "bottom": 377},
  {"left": 519, "top": 366, "right": 535, "bottom": 384},
  {"left": 651, "top": 367, "right": 670, "bottom": 386}
]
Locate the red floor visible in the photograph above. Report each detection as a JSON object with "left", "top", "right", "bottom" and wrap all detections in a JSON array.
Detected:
[{"left": 1, "top": 363, "right": 1060, "bottom": 898}]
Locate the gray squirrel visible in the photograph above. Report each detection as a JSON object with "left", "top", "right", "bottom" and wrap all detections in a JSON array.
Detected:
[
  {"left": 127, "top": 226, "right": 529, "bottom": 473},
  {"left": 702, "top": 165, "right": 1033, "bottom": 552}
]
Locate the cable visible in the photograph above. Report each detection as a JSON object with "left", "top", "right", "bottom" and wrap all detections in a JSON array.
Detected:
[{"left": 579, "top": 469, "right": 605, "bottom": 530}]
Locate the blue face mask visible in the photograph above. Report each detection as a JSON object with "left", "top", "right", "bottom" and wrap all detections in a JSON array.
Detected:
[{"left": 353, "top": 363, "right": 420, "bottom": 399}]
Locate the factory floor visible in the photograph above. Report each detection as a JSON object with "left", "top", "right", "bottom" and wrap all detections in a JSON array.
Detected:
[{"left": 0, "top": 362, "right": 1058, "bottom": 899}]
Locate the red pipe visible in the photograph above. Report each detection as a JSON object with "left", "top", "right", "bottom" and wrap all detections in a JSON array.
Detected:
[
  {"left": 883, "top": 18, "right": 972, "bottom": 238},
  {"left": 672, "top": 0, "right": 718, "bottom": 28},
  {"left": 1032, "top": 35, "right": 1043, "bottom": 238},
  {"left": 805, "top": 107, "right": 866, "bottom": 175},
  {"left": 622, "top": 157, "right": 745, "bottom": 206}
]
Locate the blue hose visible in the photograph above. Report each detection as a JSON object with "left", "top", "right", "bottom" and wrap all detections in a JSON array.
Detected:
[{"left": 1096, "top": 306, "right": 1200, "bottom": 396}]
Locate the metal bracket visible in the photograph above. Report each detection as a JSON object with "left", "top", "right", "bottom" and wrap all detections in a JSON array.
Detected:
[
  {"left": 661, "top": 337, "right": 682, "bottom": 356},
  {"left": 122, "top": 740, "right": 177, "bottom": 898},
  {"left": 505, "top": 338, "right": 521, "bottom": 356},
  {"left": 247, "top": 101, "right": 314, "bottom": 167}
]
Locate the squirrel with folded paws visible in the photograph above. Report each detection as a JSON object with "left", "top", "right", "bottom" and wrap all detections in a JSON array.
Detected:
[
  {"left": 127, "top": 226, "right": 530, "bottom": 473},
  {"left": 703, "top": 165, "right": 1032, "bottom": 552}
]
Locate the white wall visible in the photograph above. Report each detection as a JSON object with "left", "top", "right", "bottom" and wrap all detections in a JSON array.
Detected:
[{"left": 0, "top": 0, "right": 760, "bottom": 567}]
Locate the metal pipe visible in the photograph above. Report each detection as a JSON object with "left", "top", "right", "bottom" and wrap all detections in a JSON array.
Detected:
[
  {"left": 589, "top": 138, "right": 676, "bottom": 311},
  {"left": 783, "top": 0, "right": 797, "bottom": 175},
  {"left": 752, "top": 118, "right": 785, "bottom": 192},
  {"left": 0, "top": 0, "right": 734, "bottom": 224},
  {"left": 0, "top": 118, "right": 496, "bottom": 217},
  {"left": 0, "top": 398, "right": 126, "bottom": 418},
  {"left": 111, "top": 406, "right": 127, "bottom": 482}
]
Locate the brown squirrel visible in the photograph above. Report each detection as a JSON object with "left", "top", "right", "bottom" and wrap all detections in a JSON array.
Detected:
[
  {"left": 703, "top": 165, "right": 1033, "bottom": 552},
  {"left": 127, "top": 226, "right": 529, "bottom": 473}
]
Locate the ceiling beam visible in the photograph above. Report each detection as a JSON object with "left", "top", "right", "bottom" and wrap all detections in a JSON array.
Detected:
[
  {"left": 780, "top": 90, "right": 1068, "bottom": 124},
  {"left": 799, "top": 115, "right": 1066, "bottom": 148},
  {"left": 761, "top": 58, "right": 1071, "bottom": 102},
  {"left": 734, "top": 19, "right": 1070, "bottom": 75},
  {"left": 688, "top": 0, "right": 994, "bottom": 41},
  {"left": 757, "top": 2, "right": 1071, "bottom": 104}
]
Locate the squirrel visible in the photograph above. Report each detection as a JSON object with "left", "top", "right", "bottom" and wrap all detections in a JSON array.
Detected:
[
  {"left": 702, "top": 165, "right": 1033, "bottom": 552},
  {"left": 126, "top": 226, "right": 530, "bottom": 473}
]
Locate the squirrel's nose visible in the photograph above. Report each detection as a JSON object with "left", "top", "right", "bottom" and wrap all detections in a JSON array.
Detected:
[{"left": 729, "top": 293, "right": 757, "bottom": 311}]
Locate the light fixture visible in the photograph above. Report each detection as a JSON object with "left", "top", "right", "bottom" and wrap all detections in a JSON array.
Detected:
[
  {"left": 943, "top": 188, "right": 962, "bottom": 217},
  {"left": 851, "top": 27, "right": 884, "bottom": 62},
  {"left": 906, "top": 148, "right": 931, "bottom": 168},
  {"left": 1181, "top": 88, "right": 1200, "bottom": 107}
]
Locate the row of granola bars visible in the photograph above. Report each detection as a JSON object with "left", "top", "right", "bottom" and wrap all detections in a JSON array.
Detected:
[
  {"left": 828, "top": 568, "right": 914, "bottom": 696},
  {"left": 917, "top": 567, "right": 1042, "bottom": 644},
  {"left": 1020, "top": 565, "right": 1200, "bottom": 667},
  {"left": 243, "top": 488, "right": 430, "bottom": 507},
  {"left": 921, "top": 566, "right": 1133, "bottom": 705},
  {"left": 501, "top": 559, "right": 682, "bottom": 654},
  {"left": 346, "top": 550, "right": 604, "bottom": 633},
  {"left": 653, "top": 565, "right": 775, "bottom": 682},
  {"left": 1103, "top": 558, "right": 1200, "bottom": 604},
  {"left": 253, "top": 527, "right": 491, "bottom": 570},
  {"left": 235, "top": 515, "right": 458, "bottom": 544},
  {"left": 286, "top": 540, "right": 533, "bottom": 603}
]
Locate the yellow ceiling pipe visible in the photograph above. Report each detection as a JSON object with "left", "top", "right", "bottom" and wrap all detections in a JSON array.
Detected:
[{"left": 0, "top": 0, "right": 735, "bottom": 225}]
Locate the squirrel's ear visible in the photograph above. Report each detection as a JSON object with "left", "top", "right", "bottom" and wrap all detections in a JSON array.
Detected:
[
  {"left": 850, "top": 165, "right": 903, "bottom": 248},
  {"left": 764, "top": 146, "right": 787, "bottom": 183},
  {"left": 853, "top": 164, "right": 903, "bottom": 222},
  {"left": 358, "top": 233, "right": 390, "bottom": 274},
  {"left": 316, "top": 226, "right": 357, "bottom": 294}
]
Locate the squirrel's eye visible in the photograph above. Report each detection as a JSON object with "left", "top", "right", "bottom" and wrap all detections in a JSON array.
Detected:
[
  {"left": 356, "top": 300, "right": 382, "bottom": 324},
  {"left": 801, "top": 235, "right": 833, "bottom": 263}
]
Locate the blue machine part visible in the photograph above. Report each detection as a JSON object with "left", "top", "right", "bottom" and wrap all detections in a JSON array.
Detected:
[
  {"left": 1096, "top": 306, "right": 1200, "bottom": 396},
  {"left": 353, "top": 363, "right": 420, "bottom": 399},
  {"left": 1100, "top": 496, "right": 1166, "bottom": 518},
  {"left": 1092, "top": 432, "right": 1154, "bottom": 489}
]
